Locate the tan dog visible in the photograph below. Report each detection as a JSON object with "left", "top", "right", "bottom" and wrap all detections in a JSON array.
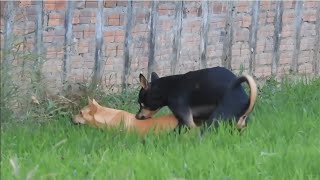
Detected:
[{"left": 73, "top": 98, "right": 178, "bottom": 135}]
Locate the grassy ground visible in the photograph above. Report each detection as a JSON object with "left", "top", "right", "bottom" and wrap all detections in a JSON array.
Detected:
[{"left": 1, "top": 78, "right": 320, "bottom": 179}]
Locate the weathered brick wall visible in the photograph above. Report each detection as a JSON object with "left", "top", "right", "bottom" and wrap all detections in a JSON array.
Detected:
[{"left": 1, "top": 1, "right": 319, "bottom": 95}]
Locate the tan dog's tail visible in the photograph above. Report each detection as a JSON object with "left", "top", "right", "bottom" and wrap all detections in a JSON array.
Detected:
[{"left": 230, "top": 75, "right": 257, "bottom": 129}]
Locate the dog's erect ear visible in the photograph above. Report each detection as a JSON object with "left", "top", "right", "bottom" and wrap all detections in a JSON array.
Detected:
[
  {"left": 151, "top": 72, "right": 159, "bottom": 82},
  {"left": 139, "top": 73, "right": 149, "bottom": 90},
  {"left": 87, "top": 97, "right": 93, "bottom": 105},
  {"left": 92, "top": 99, "right": 100, "bottom": 106},
  {"left": 89, "top": 99, "right": 99, "bottom": 115}
]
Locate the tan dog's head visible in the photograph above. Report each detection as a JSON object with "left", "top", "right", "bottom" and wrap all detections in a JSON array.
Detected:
[{"left": 73, "top": 98, "right": 101, "bottom": 125}]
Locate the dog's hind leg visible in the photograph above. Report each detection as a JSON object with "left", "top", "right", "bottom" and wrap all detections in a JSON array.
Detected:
[
  {"left": 173, "top": 121, "right": 188, "bottom": 134},
  {"left": 169, "top": 104, "right": 197, "bottom": 128},
  {"left": 200, "top": 115, "right": 221, "bottom": 135},
  {"left": 201, "top": 104, "right": 236, "bottom": 134}
]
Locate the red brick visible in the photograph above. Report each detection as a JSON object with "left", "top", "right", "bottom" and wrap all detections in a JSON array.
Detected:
[
  {"left": 80, "top": 17, "right": 92, "bottom": 24},
  {"left": 255, "top": 66, "right": 271, "bottom": 77},
  {"left": 236, "top": 5, "right": 250, "bottom": 13},
  {"left": 136, "top": 13, "right": 149, "bottom": 24},
  {"left": 116, "top": 1, "right": 127, "bottom": 7},
  {"left": 54, "top": 29, "right": 65, "bottom": 36},
  {"left": 267, "top": 11, "right": 276, "bottom": 17},
  {"left": 266, "top": 17, "right": 274, "bottom": 23},
  {"left": 74, "top": 32, "right": 83, "bottom": 39},
  {"left": 257, "top": 53, "right": 272, "bottom": 65},
  {"left": 84, "top": 30, "right": 95, "bottom": 38},
  {"left": 241, "top": 16, "right": 251, "bottom": 28},
  {"left": 283, "top": 1, "right": 295, "bottom": 8},
  {"left": 20, "top": 0, "right": 32, "bottom": 6},
  {"left": 106, "top": 49, "right": 117, "bottom": 57},
  {"left": 43, "top": 36, "right": 54, "bottom": 43},
  {"left": 186, "top": 6, "right": 200, "bottom": 17},
  {"left": 78, "top": 42, "right": 89, "bottom": 53},
  {"left": 73, "top": 25, "right": 84, "bottom": 32},
  {"left": 302, "top": 11, "right": 317, "bottom": 22},
  {"left": 48, "top": 18, "right": 61, "bottom": 26},
  {"left": 106, "top": 44, "right": 118, "bottom": 51},
  {"left": 298, "top": 54, "right": 311, "bottom": 63},
  {"left": 73, "top": 17, "right": 80, "bottom": 24},
  {"left": 282, "top": 11, "right": 295, "bottom": 21},
  {"left": 75, "top": 1, "right": 85, "bottom": 9},
  {"left": 44, "top": 0, "right": 56, "bottom": 4},
  {"left": 44, "top": 3, "right": 55, "bottom": 10},
  {"left": 108, "top": 19, "right": 119, "bottom": 26},
  {"left": 304, "top": 1, "right": 316, "bottom": 8},
  {"left": 0, "top": 2, "right": 5, "bottom": 17},
  {"left": 281, "top": 30, "right": 294, "bottom": 38},
  {"left": 279, "top": 57, "right": 292, "bottom": 65},
  {"left": 46, "top": 47, "right": 57, "bottom": 52},
  {"left": 80, "top": 10, "right": 96, "bottom": 17},
  {"left": 55, "top": 1, "right": 66, "bottom": 10},
  {"left": 88, "top": 43, "right": 95, "bottom": 53},
  {"left": 158, "top": 2, "right": 175, "bottom": 10},
  {"left": 236, "top": 1, "right": 250, "bottom": 7},
  {"left": 117, "top": 44, "right": 124, "bottom": 50},
  {"left": 115, "top": 30, "right": 125, "bottom": 36},
  {"left": 235, "top": 28, "right": 250, "bottom": 42},
  {"left": 46, "top": 52, "right": 57, "bottom": 59},
  {"left": 49, "top": 13, "right": 64, "bottom": 20},
  {"left": 116, "top": 49, "right": 123, "bottom": 57},
  {"left": 109, "top": 13, "right": 120, "bottom": 19},
  {"left": 26, "top": 6, "right": 37, "bottom": 16},
  {"left": 86, "top": 1, "right": 98, "bottom": 8},
  {"left": 104, "top": 31, "right": 115, "bottom": 37},
  {"left": 104, "top": 36, "right": 114, "bottom": 43},
  {"left": 115, "top": 35, "right": 125, "bottom": 42},
  {"left": 298, "top": 63, "right": 313, "bottom": 73},
  {"left": 107, "top": 14, "right": 124, "bottom": 26},
  {"left": 104, "top": 1, "right": 116, "bottom": 8},
  {"left": 158, "top": 9, "right": 175, "bottom": 16}
]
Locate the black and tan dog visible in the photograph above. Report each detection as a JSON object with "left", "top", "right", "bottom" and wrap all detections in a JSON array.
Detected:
[{"left": 135, "top": 67, "right": 257, "bottom": 130}]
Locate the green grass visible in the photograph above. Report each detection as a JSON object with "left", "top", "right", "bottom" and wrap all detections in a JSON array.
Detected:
[{"left": 1, "top": 78, "right": 320, "bottom": 179}]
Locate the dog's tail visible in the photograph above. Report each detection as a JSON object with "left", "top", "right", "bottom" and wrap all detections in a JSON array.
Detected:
[{"left": 230, "top": 75, "right": 257, "bottom": 129}]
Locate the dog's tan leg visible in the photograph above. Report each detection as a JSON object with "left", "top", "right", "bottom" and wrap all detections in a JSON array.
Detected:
[
  {"left": 237, "top": 115, "right": 247, "bottom": 129},
  {"left": 168, "top": 98, "right": 198, "bottom": 128},
  {"left": 170, "top": 105, "right": 197, "bottom": 128},
  {"left": 185, "top": 108, "right": 197, "bottom": 128}
]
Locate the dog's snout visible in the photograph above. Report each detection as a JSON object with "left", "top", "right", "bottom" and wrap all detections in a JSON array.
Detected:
[
  {"left": 135, "top": 113, "right": 146, "bottom": 120},
  {"left": 72, "top": 121, "right": 81, "bottom": 125}
]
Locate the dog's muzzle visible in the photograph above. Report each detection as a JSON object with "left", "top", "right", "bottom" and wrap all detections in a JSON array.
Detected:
[
  {"left": 72, "top": 115, "right": 86, "bottom": 125},
  {"left": 135, "top": 113, "right": 147, "bottom": 120},
  {"left": 72, "top": 121, "right": 81, "bottom": 125},
  {"left": 136, "top": 108, "right": 159, "bottom": 120}
]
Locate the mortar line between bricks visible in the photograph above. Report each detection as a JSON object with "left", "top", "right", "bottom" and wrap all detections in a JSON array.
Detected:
[
  {"left": 292, "top": 1, "right": 303, "bottom": 73},
  {"left": 35, "top": 1, "right": 43, "bottom": 72},
  {"left": 171, "top": 1, "right": 183, "bottom": 75},
  {"left": 92, "top": 0, "right": 104, "bottom": 87},
  {"left": 63, "top": 1, "right": 74, "bottom": 90},
  {"left": 200, "top": 0, "right": 209, "bottom": 69},
  {"left": 3, "top": 1, "right": 15, "bottom": 66},
  {"left": 249, "top": 0, "right": 260, "bottom": 74},
  {"left": 122, "top": 0, "right": 133, "bottom": 90},
  {"left": 271, "top": 1, "right": 283, "bottom": 75},
  {"left": 147, "top": 0, "right": 158, "bottom": 81},
  {"left": 221, "top": 1, "right": 235, "bottom": 70},
  {"left": 314, "top": 2, "right": 320, "bottom": 75}
]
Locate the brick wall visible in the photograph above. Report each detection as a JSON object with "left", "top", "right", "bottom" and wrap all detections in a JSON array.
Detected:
[{"left": 1, "top": 0, "right": 319, "bottom": 95}]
